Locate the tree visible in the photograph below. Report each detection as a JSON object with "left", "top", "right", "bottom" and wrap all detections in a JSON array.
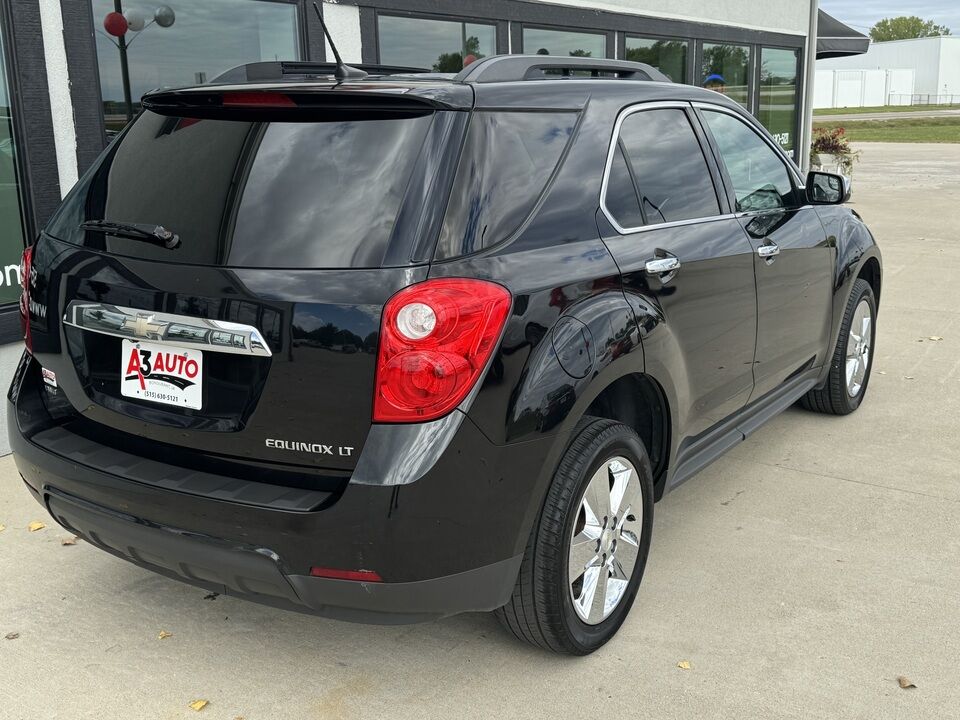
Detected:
[
  {"left": 433, "top": 35, "right": 483, "bottom": 73},
  {"left": 869, "top": 16, "right": 951, "bottom": 42}
]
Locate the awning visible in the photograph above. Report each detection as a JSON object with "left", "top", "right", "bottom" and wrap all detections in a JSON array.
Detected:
[{"left": 817, "top": 10, "right": 870, "bottom": 59}]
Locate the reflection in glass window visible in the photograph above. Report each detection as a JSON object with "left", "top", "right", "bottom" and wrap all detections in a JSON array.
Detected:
[
  {"left": 0, "top": 31, "right": 25, "bottom": 305},
  {"left": 91, "top": 0, "right": 300, "bottom": 132},
  {"left": 615, "top": 109, "right": 720, "bottom": 225},
  {"left": 701, "top": 43, "right": 751, "bottom": 108},
  {"left": 758, "top": 48, "right": 799, "bottom": 153},
  {"left": 702, "top": 111, "right": 795, "bottom": 212},
  {"left": 378, "top": 15, "right": 496, "bottom": 72},
  {"left": 522, "top": 27, "right": 605, "bottom": 58},
  {"left": 625, "top": 37, "right": 687, "bottom": 83},
  {"left": 436, "top": 112, "right": 577, "bottom": 259}
]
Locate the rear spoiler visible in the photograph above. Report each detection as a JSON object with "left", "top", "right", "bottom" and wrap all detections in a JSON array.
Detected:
[
  {"left": 141, "top": 85, "right": 471, "bottom": 119},
  {"left": 212, "top": 61, "right": 431, "bottom": 83}
]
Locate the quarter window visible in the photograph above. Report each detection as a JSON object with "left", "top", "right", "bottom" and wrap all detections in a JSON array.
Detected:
[
  {"left": 605, "top": 108, "right": 720, "bottom": 229},
  {"left": 436, "top": 111, "right": 577, "bottom": 259},
  {"left": 701, "top": 110, "right": 796, "bottom": 212}
]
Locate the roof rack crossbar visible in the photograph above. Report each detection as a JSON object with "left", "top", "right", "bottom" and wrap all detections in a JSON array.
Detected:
[{"left": 454, "top": 55, "right": 672, "bottom": 84}]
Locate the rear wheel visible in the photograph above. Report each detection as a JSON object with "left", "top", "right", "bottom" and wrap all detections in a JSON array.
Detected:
[
  {"left": 801, "top": 278, "right": 877, "bottom": 415},
  {"left": 495, "top": 418, "right": 654, "bottom": 654}
]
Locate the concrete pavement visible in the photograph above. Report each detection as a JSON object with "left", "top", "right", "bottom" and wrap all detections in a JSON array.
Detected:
[{"left": 1, "top": 143, "right": 959, "bottom": 719}]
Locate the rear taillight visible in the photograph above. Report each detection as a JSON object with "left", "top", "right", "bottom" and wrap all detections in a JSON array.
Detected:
[
  {"left": 19, "top": 245, "right": 32, "bottom": 354},
  {"left": 373, "top": 278, "right": 512, "bottom": 423}
]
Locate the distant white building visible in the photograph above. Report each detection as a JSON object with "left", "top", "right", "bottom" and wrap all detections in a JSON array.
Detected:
[{"left": 817, "top": 36, "right": 960, "bottom": 107}]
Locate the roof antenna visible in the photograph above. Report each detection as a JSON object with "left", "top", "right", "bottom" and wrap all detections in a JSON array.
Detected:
[{"left": 312, "top": 2, "right": 367, "bottom": 81}]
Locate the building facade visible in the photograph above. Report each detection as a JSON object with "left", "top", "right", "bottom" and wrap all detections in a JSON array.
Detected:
[{"left": 0, "top": 0, "right": 829, "bottom": 345}]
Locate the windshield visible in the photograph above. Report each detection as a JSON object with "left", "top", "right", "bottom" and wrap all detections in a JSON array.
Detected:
[{"left": 46, "top": 110, "right": 435, "bottom": 268}]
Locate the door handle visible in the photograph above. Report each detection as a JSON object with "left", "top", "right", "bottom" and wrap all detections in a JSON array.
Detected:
[
  {"left": 645, "top": 256, "right": 681, "bottom": 275},
  {"left": 757, "top": 242, "right": 780, "bottom": 259}
]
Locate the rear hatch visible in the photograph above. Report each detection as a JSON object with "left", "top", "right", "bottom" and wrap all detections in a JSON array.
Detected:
[{"left": 26, "top": 84, "right": 469, "bottom": 481}]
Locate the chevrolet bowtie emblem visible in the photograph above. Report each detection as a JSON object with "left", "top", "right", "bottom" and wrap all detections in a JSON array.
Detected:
[{"left": 124, "top": 314, "right": 165, "bottom": 339}]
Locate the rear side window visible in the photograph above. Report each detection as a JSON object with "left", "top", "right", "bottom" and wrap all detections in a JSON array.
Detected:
[
  {"left": 605, "top": 108, "right": 720, "bottom": 229},
  {"left": 435, "top": 111, "right": 577, "bottom": 260},
  {"left": 45, "top": 110, "right": 433, "bottom": 268}
]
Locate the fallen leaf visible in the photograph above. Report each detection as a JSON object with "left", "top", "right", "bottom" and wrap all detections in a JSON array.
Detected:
[
  {"left": 60, "top": 537, "right": 78, "bottom": 546},
  {"left": 203, "top": 592, "right": 219, "bottom": 601},
  {"left": 677, "top": 660, "right": 692, "bottom": 670},
  {"left": 0, "top": 524, "right": 5, "bottom": 533},
  {"left": 4, "top": 632, "right": 19, "bottom": 640},
  {"left": 27, "top": 521, "right": 46, "bottom": 532},
  {"left": 188, "top": 699, "right": 209, "bottom": 712},
  {"left": 157, "top": 630, "right": 172, "bottom": 640},
  {"left": 897, "top": 676, "right": 917, "bottom": 689},
  {"left": 928, "top": 336, "right": 943, "bottom": 341}
]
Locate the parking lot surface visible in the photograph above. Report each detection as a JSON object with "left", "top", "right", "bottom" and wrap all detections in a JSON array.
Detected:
[{"left": 1, "top": 143, "right": 959, "bottom": 720}]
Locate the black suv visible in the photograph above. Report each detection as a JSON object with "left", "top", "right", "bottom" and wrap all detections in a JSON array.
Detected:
[{"left": 9, "top": 55, "right": 881, "bottom": 655}]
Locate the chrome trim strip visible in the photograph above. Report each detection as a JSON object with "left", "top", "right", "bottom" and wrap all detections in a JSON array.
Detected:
[
  {"left": 599, "top": 100, "right": 737, "bottom": 236},
  {"left": 62, "top": 301, "right": 273, "bottom": 357}
]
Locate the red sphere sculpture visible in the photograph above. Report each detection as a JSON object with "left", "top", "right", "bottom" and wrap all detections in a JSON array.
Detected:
[{"left": 103, "top": 11, "right": 128, "bottom": 37}]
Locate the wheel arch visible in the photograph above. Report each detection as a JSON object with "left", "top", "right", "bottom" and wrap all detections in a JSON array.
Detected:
[{"left": 580, "top": 372, "right": 672, "bottom": 499}]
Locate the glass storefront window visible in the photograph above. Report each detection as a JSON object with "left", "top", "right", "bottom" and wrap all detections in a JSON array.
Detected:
[
  {"left": 701, "top": 42, "right": 751, "bottom": 108},
  {"left": 92, "top": 0, "right": 300, "bottom": 132},
  {"left": 625, "top": 36, "right": 687, "bottom": 83},
  {"left": 522, "top": 27, "right": 606, "bottom": 58},
  {"left": 758, "top": 47, "right": 799, "bottom": 154},
  {"left": 377, "top": 15, "right": 496, "bottom": 72},
  {"left": 0, "top": 30, "right": 26, "bottom": 304}
]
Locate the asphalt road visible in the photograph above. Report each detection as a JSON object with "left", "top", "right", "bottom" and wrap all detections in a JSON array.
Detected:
[
  {"left": 2, "top": 143, "right": 959, "bottom": 719},
  {"left": 816, "top": 108, "right": 960, "bottom": 121}
]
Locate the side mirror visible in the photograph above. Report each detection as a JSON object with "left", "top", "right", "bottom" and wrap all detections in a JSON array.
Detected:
[{"left": 806, "top": 171, "right": 850, "bottom": 205}]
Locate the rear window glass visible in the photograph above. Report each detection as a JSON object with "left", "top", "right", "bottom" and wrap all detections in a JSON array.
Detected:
[
  {"left": 435, "top": 111, "right": 577, "bottom": 260},
  {"left": 45, "top": 110, "right": 433, "bottom": 268}
]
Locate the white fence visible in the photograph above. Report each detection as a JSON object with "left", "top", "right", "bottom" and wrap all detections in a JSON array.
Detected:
[
  {"left": 887, "top": 93, "right": 960, "bottom": 106},
  {"left": 814, "top": 69, "right": 915, "bottom": 109}
]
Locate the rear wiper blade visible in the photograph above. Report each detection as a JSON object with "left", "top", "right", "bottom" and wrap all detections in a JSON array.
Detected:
[{"left": 79, "top": 220, "right": 181, "bottom": 249}]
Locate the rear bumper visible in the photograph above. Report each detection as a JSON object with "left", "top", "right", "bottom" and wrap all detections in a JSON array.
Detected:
[
  {"left": 8, "top": 354, "right": 558, "bottom": 624},
  {"left": 25, "top": 479, "right": 519, "bottom": 624}
]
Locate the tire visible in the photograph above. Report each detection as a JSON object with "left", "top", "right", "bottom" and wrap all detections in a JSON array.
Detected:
[
  {"left": 801, "top": 278, "right": 877, "bottom": 415},
  {"left": 494, "top": 418, "right": 654, "bottom": 655}
]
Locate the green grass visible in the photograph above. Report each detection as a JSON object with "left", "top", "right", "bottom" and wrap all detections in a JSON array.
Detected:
[
  {"left": 814, "top": 117, "right": 960, "bottom": 143},
  {"left": 814, "top": 104, "right": 960, "bottom": 116}
]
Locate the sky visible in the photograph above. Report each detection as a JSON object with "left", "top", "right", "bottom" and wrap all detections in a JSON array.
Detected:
[{"left": 819, "top": 1, "right": 959, "bottom": 36}]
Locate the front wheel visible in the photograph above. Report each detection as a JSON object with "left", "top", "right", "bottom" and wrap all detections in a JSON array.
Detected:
[
  {"left": 495, "top": 419, "right": 654, "bottom": 654},
  {"left": 801, "top": 278, "right": 877, "bottom": 415}
]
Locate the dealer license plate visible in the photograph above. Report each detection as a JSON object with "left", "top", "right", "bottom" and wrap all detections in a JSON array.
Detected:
[{"left": 120, "top": 339, "right": 203, "bottom": 409}]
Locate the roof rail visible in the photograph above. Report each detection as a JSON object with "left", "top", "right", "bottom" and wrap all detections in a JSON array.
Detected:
[
  {"left": 454, "top": 55, "right": 672, "bottom": 84},
  {"left": 212, "top": 61, "right": 430, "bottom": 84}
]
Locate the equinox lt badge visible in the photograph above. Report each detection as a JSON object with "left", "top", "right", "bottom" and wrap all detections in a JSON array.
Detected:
[{"left": 266, "top": 438, "right": 354, "bottom": 456}]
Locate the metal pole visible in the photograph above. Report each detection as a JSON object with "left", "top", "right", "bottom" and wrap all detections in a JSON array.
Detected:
[{"left": 114, "top": 0, "right": 133, "bottom": 123}]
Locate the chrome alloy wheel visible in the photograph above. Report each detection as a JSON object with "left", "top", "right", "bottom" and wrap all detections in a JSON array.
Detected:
[
  {"left": 846, "top": 299, "right": 872, "bottom": 397},
  {"left": 568, "top": 456, "right": 643, "bottom": 625}
]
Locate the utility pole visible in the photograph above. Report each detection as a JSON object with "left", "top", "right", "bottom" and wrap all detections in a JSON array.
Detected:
[{"left": 114, "top": 0, "right": 134, "bottom": 122}]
